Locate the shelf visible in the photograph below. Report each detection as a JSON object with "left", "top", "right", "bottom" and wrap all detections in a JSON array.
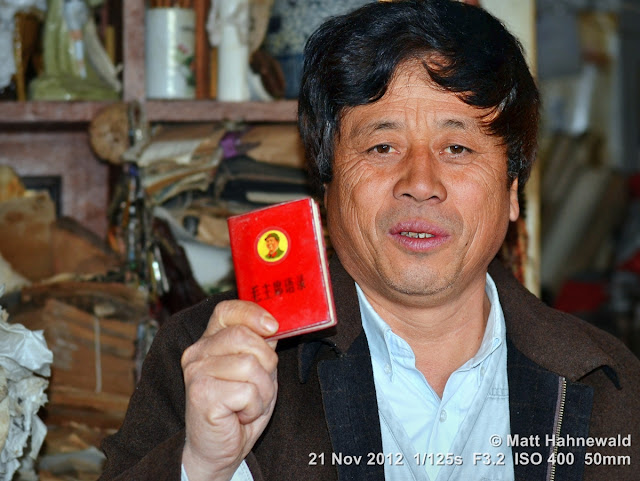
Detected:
[
  {"left": 145, "top": 99, "right": 298, "bottom": 123},
  {"left": 1, "top": 101, "right": 112, "bottom": 125},
  {"left": 2, "top": 1, "right": 299, "bottom": 127},
  {"left": 0, "top": 99, "right": 298, "bottom": 125}
]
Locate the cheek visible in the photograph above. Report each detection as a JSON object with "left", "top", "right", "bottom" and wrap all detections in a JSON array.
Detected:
[
  {"left": 328, "top": 182, "right": 371, "bottom": 236},
  {"left": 454, "top": 173, "right": 512, "bottom": 237},
  {"left": 334, "top": 155, "right": 370, "bottom": 193},
  {"left": 332, "top": 158, "right": 383, "bottom": 212},
  {"left": 469, "top": 162, "right": 511, "bottom": 208},
  {"left": 326, "top": 167, "right": 384, "bottom": 249}
]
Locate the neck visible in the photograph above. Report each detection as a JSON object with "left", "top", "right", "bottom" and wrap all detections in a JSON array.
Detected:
[{"left": 360, "top": 278, "right": 490, "bottom": 397}]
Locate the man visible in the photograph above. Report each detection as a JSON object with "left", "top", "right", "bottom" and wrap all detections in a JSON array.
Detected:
[
  {"left": 99, "top": 1, "right": 640, "bottom": 480},
  {"left": 263, "top": 233, "right": 284, "bottom": 260}
]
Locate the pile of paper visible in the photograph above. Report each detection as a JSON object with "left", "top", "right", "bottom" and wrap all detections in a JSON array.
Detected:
[
  {"left": 137, "top": 124, "right": 227, "bottom": 206},
  {"left": 0, "top": 288, "right": 53, "bottom": 481}
]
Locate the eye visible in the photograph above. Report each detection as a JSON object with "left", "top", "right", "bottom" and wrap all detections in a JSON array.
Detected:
[
  {"left": 443, "top": 145, "right": 470, "bottom": 155},
  {"left": 369, "top": 144, "right": 397, "bottom": 154}
]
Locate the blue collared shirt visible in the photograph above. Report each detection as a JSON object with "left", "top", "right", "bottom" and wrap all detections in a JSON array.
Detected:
[{"left": 357, "top": 273, "right": 514, "bottom": 481}]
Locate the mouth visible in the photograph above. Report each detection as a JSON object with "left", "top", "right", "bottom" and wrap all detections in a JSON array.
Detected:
[
  {"left": 399, "top": 231, "right": 435, "bottom": 239},
  {"left": 389, "top": 222, "right": 449, "bottom": 252}
]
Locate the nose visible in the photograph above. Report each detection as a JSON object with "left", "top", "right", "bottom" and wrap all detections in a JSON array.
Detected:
[{"left": 392, "top": 148, "right": 447, "bottom": 203}]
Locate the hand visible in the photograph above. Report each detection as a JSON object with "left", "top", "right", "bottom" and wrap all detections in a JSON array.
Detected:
[{"left": 181, "top": 300, "right": 279, "bottom": 481}]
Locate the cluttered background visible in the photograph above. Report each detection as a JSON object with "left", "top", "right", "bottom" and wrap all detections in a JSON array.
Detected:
[{"left": 1, "top": 0, "right": 640, "bottom": 480}]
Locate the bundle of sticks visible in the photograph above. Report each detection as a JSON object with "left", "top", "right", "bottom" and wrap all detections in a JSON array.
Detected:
[
  {"left": 13, "top": 280, "right": 148, "bottom": 429},
  {"left": 23, "top": 298, "right": 138, "bottom": 429}
]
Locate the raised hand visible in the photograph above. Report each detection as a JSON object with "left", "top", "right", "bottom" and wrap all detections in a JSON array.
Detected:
[{"left": 181, "top": 300, "right": 279, "bottom": 481}]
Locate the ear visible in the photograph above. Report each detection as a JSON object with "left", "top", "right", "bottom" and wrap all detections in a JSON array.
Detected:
[{"left": 509, "top": 178, "right": 520, "bottom": 222}]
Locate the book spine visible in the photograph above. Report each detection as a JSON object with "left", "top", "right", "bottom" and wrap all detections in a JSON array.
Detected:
[{"left": 311, "top": 199, "right": 337, "bottom": 323}]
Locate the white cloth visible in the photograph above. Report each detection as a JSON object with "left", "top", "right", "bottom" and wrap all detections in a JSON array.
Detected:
[{"left": 181, "top": 460, "right": 253, "bottom": 481}]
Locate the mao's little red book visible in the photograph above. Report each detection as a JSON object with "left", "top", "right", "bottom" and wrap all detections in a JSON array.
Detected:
[{"left": 227, "top": 198, "right": 337, "bottom": 340}]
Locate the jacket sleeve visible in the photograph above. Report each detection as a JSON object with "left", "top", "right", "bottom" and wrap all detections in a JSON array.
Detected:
[{"left": 98, "top": 301, "right": 210, "bottom": 480}]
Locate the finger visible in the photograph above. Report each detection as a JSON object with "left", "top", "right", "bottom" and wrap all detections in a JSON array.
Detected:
[
  {"left": 186, "top": 353, "right": 277, "bottom": 405},
  {"left": 231, "top": 380, "right": 278, "bottom": 426},
  {"left": 203, "top": 378, "right": 273, "bottom": 426},
  {"left": 182, "top": 324, "right": 279, "bottom": 374},
  {"left": 205, "top": 300, "right": 279, "bottom": 338}
]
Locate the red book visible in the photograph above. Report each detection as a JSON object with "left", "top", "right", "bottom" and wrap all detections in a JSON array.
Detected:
[{"left": 227, "top": 198, "right": 337, "bottom": 340}]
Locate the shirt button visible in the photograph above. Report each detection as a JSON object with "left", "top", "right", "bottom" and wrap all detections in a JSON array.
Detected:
[
  {"left": 440, "top": 410, "right": 447, "bottom": 422},
  {"left": 384, "top": 364, "right": 392, "bottom": 374},
  {"left": 480, "top": 367, "right": 487, "bottom": 376}
]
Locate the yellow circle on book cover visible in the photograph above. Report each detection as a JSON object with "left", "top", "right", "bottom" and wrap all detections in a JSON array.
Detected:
[{"left": 257, "top": 228, "right": 290, "bottom": 264}]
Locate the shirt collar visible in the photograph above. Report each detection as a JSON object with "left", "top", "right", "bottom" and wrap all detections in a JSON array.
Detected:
[
  {"left": 465, "top": 273, "right": 504, "bottom": 369},
  {"left": 357, "top": 273, "right": 506, "bottom": 379},
  {"left": 356, "top": 283, "right": 394, "bottom": 376}
]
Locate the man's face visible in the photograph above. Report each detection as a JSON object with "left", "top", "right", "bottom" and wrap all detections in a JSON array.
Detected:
[
  {"left": 324, "top": 61, "right": 519, "bottom": 308},
  {"left": 265, "top": 236, "right": 279, "bottom": 254}
]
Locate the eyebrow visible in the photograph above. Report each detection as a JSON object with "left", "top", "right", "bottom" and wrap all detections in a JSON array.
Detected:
[
  {"left": 347, "top": 116, "right": 479, "bottom": 140},
  {"left": 437, "top": 118, "right": 475, "bottom": 130},
  {"left": 348, "top": 120, "right": 403, "bottom": 140}
]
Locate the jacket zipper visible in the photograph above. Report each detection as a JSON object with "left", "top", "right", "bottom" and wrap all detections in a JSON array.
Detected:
[{"left": 547, "top": 376, "right": 567, "bottom": 481}]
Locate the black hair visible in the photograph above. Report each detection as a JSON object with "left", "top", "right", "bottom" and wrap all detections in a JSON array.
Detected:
[{"left": 298, "top": 0, "right": 540, "bottom": 195}]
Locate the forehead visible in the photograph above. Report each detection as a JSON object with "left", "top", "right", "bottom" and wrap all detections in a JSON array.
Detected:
[{"left": 339, "top": 60, "right": 494, "bottom": 137}]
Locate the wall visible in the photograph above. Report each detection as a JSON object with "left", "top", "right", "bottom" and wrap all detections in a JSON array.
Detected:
[{"left": 0, "top": 129, "right": 109, "bottom": 236}]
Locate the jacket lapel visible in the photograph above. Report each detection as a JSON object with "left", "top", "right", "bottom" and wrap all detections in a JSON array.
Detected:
[
  {"left": 508, "top": 340, "right": 593, "bottom": 481},
  {"left": 307, "top": 257, "right": 385, "bottom": 480},
  {"left": 317, "top": 330, "right": 385, "bottom": 481},
  {"left": 298, "top": 256, "right": 384, "bottom": 481},
  {"left": 489, "top": 259, "right": 614, "bottom": 480}
]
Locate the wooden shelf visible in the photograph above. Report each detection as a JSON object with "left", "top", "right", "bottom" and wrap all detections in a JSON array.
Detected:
[
  {"left": 1, "top": 101, "right": 112, "bottom": 124},
  {"left": 2, "top": 1, "right": 299, "bottom": 127},
  {"left": 145, "top": 99, "right": 298, "bottom": 123},
  {"left": 1, "top": 100, "right": 298, "bottom": 125}
]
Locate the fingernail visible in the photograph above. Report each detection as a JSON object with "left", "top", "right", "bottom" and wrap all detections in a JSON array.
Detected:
[{"left": 261, "top": 315, "right": 278, "bottom": 334}]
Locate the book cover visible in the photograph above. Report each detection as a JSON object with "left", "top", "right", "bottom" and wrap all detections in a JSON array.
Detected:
[{"left": 227, "top": 198, "right": 336, "bottom": 340}]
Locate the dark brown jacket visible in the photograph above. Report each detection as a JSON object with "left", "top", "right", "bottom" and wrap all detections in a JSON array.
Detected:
[{"left": 100, "top": 257, "right": 640, "bottom": 480}]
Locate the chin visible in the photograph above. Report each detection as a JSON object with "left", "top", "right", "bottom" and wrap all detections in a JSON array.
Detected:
[{"left": 379, "top": 264, "right": 456, "bottom": 298}]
